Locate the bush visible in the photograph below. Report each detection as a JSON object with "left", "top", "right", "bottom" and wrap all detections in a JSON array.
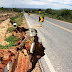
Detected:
[
  {"left": 45, "top": 8, "right": 56, "bottom": 15},
  {"left": 10, "top": 13, "right": 23, "bottom": 26},
  {"left": 57, "top": 9, "right": 71, "bottom": 18},
  {"left": 57, "top": 16, "right": 64, "bottom": 20}
]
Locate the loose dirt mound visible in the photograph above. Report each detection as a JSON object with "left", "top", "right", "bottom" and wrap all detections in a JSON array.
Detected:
[{"left": 0, "top": 19, "right": 11, "bottom": 46}]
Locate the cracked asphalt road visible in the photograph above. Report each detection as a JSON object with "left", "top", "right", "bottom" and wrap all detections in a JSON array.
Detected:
[{"left": 24, "top": 13, "right": 72, "bottom": 72}]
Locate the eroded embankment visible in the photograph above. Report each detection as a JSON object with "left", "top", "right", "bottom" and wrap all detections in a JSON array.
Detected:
[
  {"left": 0, "top": 15, "right": 45, "bottom": 72},
  {"left": 0, "top": 12, "right": 17, "bottom": 23},
  {"left": 0, "top": 19, "right": 11, "bottom": 46}
]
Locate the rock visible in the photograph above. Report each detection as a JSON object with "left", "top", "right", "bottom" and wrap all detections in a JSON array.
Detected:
[
  {"left": 25, "top": 40, "right": 31, "bottom": 53},
  {"left": 14, "top": 52, "right": 30, "bottom": 72}
]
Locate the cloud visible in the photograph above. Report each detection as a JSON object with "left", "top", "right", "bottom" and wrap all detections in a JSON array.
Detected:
[
  {"left": 33, "top": 0, "right": 40, "bottom": 1},
  {"left": 0, "top": 0, "right": 72, "bottom": 9}
]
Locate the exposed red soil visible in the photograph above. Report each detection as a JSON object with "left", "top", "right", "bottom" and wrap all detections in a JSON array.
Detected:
[
  {"left": 14, "top": 51, "right": 31, "bottom": 72},
  {"left": 0, "top": 16, "right": 44, "bottom": 72},
  {"left": 0, "top": 26, "right": 44, "bottom": 72},
  {"left": 0, "top": 49, "right": 31, "bottom": 72},
  {"left": 0, "top": 49, "right": 17, "bottom": 72}
]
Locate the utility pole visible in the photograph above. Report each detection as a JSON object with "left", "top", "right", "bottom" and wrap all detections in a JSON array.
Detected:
[
  {"left": 12, "top": 8, "right": 13, "bottom": 12},
  {"left": 23, "top": 8, "right": 24, "bottom": 13},
  {"left": 12, "top": 0, "right": 13, "bottom": 12}
]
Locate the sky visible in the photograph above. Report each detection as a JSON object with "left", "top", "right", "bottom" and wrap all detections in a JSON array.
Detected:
[{"left": 0, "top": 0, "right": 72, "bottom": 9}]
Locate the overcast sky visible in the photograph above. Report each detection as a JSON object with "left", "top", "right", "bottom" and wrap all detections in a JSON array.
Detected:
[{"left": 0, "top": 0, "right": 72, "bottom": 9}]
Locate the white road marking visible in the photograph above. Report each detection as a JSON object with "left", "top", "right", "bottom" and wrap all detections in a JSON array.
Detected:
[
  {"left": 24, "top": 13, "right": 56, "bottom": 72},
  {"left": 24, "top": 14, "right": 32, "bottom": 28},
  {"left": 44, "top": 54, "right": 56, "bottom": 72}
]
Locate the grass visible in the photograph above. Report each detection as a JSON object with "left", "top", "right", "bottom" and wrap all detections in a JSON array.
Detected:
[
  {"left": 0, "top": 12, "right": 24, "bottom": 49},
  {"left": 0, "top": 35, "right": 19, "bottom": 49},
  {"left": 7, "top": 27, "right": 16, "bottom": 33},
  {"left": 10, "top": 13, "right": 23, "bottom": 26}
]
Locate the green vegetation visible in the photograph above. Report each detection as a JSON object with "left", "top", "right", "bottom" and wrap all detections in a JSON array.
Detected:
[
  {"left": 29, "top": 37, "right": 34, "bottom": 44},
  {"left": 0, "top": 7, "right": 22, "bottom": 13},
  {"left": 25, "top": 8, "right": 72, "bottom": 23},
  {"left": 0, "top": 8, "right": 24, "bottom": 49},
  {"left": 0, "top": 35, "right": 19, "bottom": 49},
  {"left": 7, "top": 27, "right": 16, "bottom": 33},
  {"left": 5, "top": 35, "right": 18, "bottom": 43},
  {"left": 10, "top": 13, "right": 23, "bottom": 26}
]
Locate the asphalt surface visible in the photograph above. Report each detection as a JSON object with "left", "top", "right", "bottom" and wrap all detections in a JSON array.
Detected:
[{"left": 24, "top": 13, "right": 72, "bottom": 72}]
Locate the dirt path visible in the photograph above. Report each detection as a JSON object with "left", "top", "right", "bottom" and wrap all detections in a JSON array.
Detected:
[{"left": 0, "top": 19, "right": 11, "bottom": 45}]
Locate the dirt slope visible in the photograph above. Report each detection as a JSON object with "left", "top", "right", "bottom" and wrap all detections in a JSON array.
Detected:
[{"left": 0, "top": 19, "right": 11, "bottom": 46}]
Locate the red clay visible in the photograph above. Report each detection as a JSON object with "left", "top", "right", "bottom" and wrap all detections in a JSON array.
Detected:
[
  {"left": 15, "top": 52, "right": 30, "bottom": 72},
  {"left": 0, "top": 49, "right": 17, "bottom": 72}
]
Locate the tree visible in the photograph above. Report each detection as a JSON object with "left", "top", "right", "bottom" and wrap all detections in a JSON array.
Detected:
[
  {"left": 45, "top": 8, "right": 56, "bottom": 15},
  {"left": 58, "top": 9, "right": 71, "bottom": 18}
]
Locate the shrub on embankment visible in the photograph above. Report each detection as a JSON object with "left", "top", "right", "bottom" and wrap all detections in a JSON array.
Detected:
[
  {"left": 10, "top": 13, "right": 23, "bottom": 26},
  {"left": 0, "top": 7, "right": 22, "bottom": 13}
]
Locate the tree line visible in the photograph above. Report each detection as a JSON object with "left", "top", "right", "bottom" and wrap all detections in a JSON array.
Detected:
[
  {"left": 24, "top": 8, "right": 72, "bottom": 23},
  {"left": 0, "top": 7, "right": 22, "bottom": 12}
]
